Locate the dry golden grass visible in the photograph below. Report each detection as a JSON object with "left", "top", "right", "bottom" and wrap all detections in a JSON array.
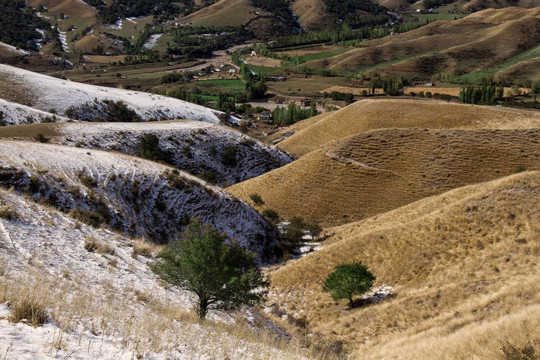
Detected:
[
  {"left": 74, "top": 34, "right": 124, "bottom": 55},
  {"left": 267, "top": 171, "right": 540, "bottom": 359},
  {"left": 276, "top": 99, "right": 540, "bottom": 157},
  {"left": 27, "top": 0, "right": 97, "bottom": 20},
  {"left": 229, "top": 128, "right": 540, "bottom": 227},
  {"left": 320, "top": 85, "right": 384, "bottom": 95},
  {"left": 290, "top": 0, "right": 333, "bottom": 31},
  {"left": 180, "top": 0, "right": 259, "bottom": 26},
  {"left": 245, "top": 56, "right": 282, "bottom": 68},
  {"left": 305, "top": 7, "right": 540, "bottom": 78},
  {"left": 267, "top": 111, "right": 335, "bottom": 144}
]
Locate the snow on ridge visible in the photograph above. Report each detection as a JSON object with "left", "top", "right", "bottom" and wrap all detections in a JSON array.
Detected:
[
  {"left": 0, "top": 188, "right": 307, "bottom": 359},
  {"left": 0, "top": 64, "right": 223, "bottom": 124},
  {"left": 0, "top": 42, "right": 29, "bottom": 55},
  {"left": 0, "top": 140, "right": 280, "bottom": 261},
  {"left": 0, "top": 98, "right": 71, "bottom": 125},
  {"left": 54, "top": 120, "right": 294, "bottom": 186}
]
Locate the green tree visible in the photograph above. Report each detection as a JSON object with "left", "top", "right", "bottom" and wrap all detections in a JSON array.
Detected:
[
  {"left": 323, "top": 262, "right": 375, "bottom": 308},
  {"left": 151, "top": 220, "right": 268, "bottom": 320}
]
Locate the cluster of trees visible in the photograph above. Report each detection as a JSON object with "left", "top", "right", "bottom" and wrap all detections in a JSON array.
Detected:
[
  {"left": 369, "top": 76, "right": 408, "bottom": 96},
  {"left": 323, "top": 0, "right": 391, "bottom": 29},
  {"left": 267, "top": 19, "right": 428, "bottom": 50},
  {"left": 0, "top": 0, "right": 50, "bottom": 50},
  {"left": 272, "top": 102, "right": 318, "bottom": 125},
  {"left": 458, "top": 83, "right": 504, "bottom": 105},
  {"left": 168, "top": 26, "right": 252, "bottom": 60},
  {"left": 249, "top": 0, "right": 296, "bottom": 25},
  {"left": 323, "top": 91, "right": 355, "bottom": 104}
]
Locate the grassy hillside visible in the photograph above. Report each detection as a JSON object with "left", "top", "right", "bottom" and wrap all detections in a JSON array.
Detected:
[
  {"left": 276, "top": 99, "right": 540, "bottom": 157},
  {"left": 180, "top": 0, "right": 260, "bottom": 27},
  {"left": 228, "top": 128, "right": 540, "bottom": 226},
  {"left": 304, "top": 7, "right": 540, "bottom": 82},
  {"left": 268, "top": 170, "right": 540, "bottom": 358}
]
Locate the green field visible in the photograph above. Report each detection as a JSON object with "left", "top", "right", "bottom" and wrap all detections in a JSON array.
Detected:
[{"left": 197, "top": 79, "right": 246, "bottom": 90}]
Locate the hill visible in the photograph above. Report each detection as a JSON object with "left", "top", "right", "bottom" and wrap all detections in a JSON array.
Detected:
[
  {"left": 0, "top": 98, "right": 70, "bottom": 125},
  {"left": 267, "top": 170, "right": 540, "bottom": 358},
  {"left": 276, "top": 99, "right": 540, "bottom": 157},
  {"left": 0, "top": 64, "right": 225, "bottom": 124},
  {"left": 27, "top": 0, "right": 97, "bottom": 21},
  {"left": 228, "top": 128, "right": 540, "bottom": 226},
  {"left": 304, "top": 7, "right": 540, "bottom": 82},
  {"left": 180, "top": 0, "right": 260, "bottom": 27},
  {"left": 0, "top": 140, "right": 280, "bottom": 260},
  {"left": 0, "top": 120, "right": 293, "bottom": 186},
  {"left": 0, "top": 186, "right": 315, "bottom": 359}
]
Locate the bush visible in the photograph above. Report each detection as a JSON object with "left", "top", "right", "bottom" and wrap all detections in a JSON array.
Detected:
[
  {"left": 138, "top": 133, "right": 171, "bottom": 163},
  {"left": 221, "top": 146, "right": 237, "bottom": 166},
  {"left": 323, "top": 262, "right": 375, "bottom": 308},
  {"left": 262, "top": 208, "right": 279, "bottom": 222},
  {"left": 249, "top": 193, "right": 264, "bottom": 206},
  {"left": 70, "top": 209, "right": 106, "bottom": 228},
  {"left": 197, "top": 170, "right": 217, "bottom": 184},
  {"left": 8, "top": 299, "right": 48, "bottom": 327}
]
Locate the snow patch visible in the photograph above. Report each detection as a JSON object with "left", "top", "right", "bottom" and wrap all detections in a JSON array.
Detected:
[{"left": 143, "top": 33, "right": 163, "bottom": 49}]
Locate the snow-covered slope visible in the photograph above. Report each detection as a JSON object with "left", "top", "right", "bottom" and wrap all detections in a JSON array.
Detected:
[
  {"left": 0, "top": 188, "right": 310, "bottom": 359},
  {"left": 0, "top": 64, "right": 223, "bottom": 124},
  {"left": 0, "top": 141, "right": 280, "bottom": 261},
  {"left": 0, "top": 98, "right": 71, "bottom": 126},
  {"left": 51, "top": 121, "right": 293, "bottom": 185}
]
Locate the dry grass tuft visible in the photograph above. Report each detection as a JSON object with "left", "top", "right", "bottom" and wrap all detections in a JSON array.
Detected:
[
  {"left": 83, "top": 235, "right": 115, "bottom": 255},
  {"left": 0, "top": 206, "right": 20, "bottom": 221},
  {"left": 8, "top": 299, "right": 49, "bottom": 327},
  {"left": 131, "top": 239, "right": 161, "bottom": 259}
]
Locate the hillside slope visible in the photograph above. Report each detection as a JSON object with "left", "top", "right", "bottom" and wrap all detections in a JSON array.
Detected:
[
  {"left": 0, "top": 98, "right": 71, "bottom": 125},
  {"left": 0, "top": 141, "right": 280, "bottom": 260},
  {"left": 276, "top": 99, "right": 540, "bottom": 157},
  {"left": 305, "top": 7, "right": 540, "bottom": 80},
  {"left": 268, "top": 170, "right": 540, "bottom": 359},
  {"left": 0, "top": 188, "right": 312, "bottom": 359},
  {"left": 0, "top": 64, "right": 224, "bottom": 124},
  {"left": 0, "top": 121, "right": 294, "bottom": 186},
  {"left": 229, "top": 128, "right": 540, "bottom": 226}
]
